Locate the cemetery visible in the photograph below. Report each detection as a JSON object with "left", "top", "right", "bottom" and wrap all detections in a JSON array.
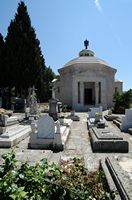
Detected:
[
  {"left": 0, "top": 1, "right": 132, "bottom": 199},
  {"left": 87, "top": 107, "right": 129, "bottom": 153},
  {"left": 0, "top": 92, "right": 132, "bottom": 198},
  {"left": 0, "top": 41, "right": 132, "bottom": 200}
]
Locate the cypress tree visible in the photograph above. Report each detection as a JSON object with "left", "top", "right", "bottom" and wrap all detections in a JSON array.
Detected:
[
  {"left": 5, "top": 1, "right": 45, "bottom": 98},
  {"left": 0, "top": 33, "right": 5, "bottom": 88}
]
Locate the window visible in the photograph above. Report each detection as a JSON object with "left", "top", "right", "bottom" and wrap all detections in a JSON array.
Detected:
[
  {"left": 99, "top": 82, "right": 101, "bottom": 104},
  {"left": 78, "top": 82, "right": 80, "bottom": 103}
]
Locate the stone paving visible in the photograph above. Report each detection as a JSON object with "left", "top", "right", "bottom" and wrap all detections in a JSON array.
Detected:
[
  {"left": 0, "top": 112, "right": 132, "bottom": 172},
  {"left": 62, "top": 112, "right": 132, "bottom": 171}
]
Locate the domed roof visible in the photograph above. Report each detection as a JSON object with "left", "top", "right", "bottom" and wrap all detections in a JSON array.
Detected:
[
  {"left": 58, "top": 40, "right": 116, "bottom": 71},
  {"left": 63, "top": 54, "right": 112, "bottom": 68},
  {"left": 59, "top": 40, "right": 116, "bottom": 71}
]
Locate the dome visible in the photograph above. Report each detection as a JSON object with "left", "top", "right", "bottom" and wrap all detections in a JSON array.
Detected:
[
  {"left": 63, "top": 54, "right": 112, "bottom": 68},
  {"left": 59, "top": 40, "right": 116, "bottom": 71}
]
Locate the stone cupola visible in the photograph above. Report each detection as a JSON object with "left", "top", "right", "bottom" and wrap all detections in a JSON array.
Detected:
[{"left": 79, "top": 40, "right": 94, "bottom": 57}]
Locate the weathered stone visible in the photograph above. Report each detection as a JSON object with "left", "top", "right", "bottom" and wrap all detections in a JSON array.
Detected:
[
  {"left": 49, "top": 98, "right": 58, "bottom": 121},
  {"left": 89, "top": 127, "right": 128, "bottom": 153},
  {"left": 66, "top": 110, "right": 80, "bottom": 121},
  {"left": 29, "top": 114, "right": 70, "bottom": 151},
  {"left": 121, "top": 108, "right": 132, "bottom": 132},
  {"left": 52, "top": 45, "right": 123, "bottom": 111},
  {"left": 104, "top": 114, "right": 118, "bottom": 121},
  {"left": 88, "top": 106, "right": 103, "bottom": 119},
  {"left": 105, "top": 157, "right": 132, "bottom": 200},
  {"left": 0, "top": 124, "right": 31, "bottom": 147}
]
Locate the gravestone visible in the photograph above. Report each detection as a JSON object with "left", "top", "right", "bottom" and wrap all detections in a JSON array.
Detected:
[
  {"left": 49, "top": 98, "right": 58, "bottom": 121},
  {"left": 37, "top": 114, "right": 55, "bottom": 139},
  {"left": 89, "top": 126, "right": 128, "bottom": 152},
  {"left": 88, "top": 106, "right": 103, "bottom": 119},
  {"left": 29, "top": 114, "right": 71, "bottom": 151},
  {"left": 67, "top": 110, "right": 80, "bottom": 121},
  {"left": 0, "top": 113, "right": 31, "bottom": 147},
  {"left": 103, "top": 156, "right": 132, "bottom": 199},
  {"left": 29, "top": 114, "right": 63, "bottom": 150},
  {"left": 26, "top": 87, "right": 38, "bottom": 120},
  {"left": 87, "top": 106, "right": 105, "bottom": 129},
  {"left": 11, "top": 97, "right": 26, "bottom": 112},
  {"left": 121, "top": 108, "right": 132, "bottom": 132},
  {"left": 0, "top": 114, "right": 18, "bottom": 127}
]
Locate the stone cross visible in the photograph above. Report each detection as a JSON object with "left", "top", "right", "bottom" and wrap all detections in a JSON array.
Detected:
[{"left": 27, "top": 86, "right": 38, "bottom": 114}]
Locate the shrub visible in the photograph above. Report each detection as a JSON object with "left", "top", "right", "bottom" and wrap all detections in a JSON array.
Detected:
[
  {"left": 113, "top": 89, "right": 132, "bottom": 114},
  {"left": 0, "top": 152, "right": 112, "bottom": 199}
]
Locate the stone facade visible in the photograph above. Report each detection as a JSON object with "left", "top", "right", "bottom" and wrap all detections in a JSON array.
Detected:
[
  {"left": 53, "top": 43, "right": 123, "bottom": 111},
  {"left": 114, "top": 79, "right": 123, "bottom": 93}
]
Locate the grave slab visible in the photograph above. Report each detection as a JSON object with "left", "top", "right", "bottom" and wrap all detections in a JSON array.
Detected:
[
  {"left": 89, "top": 126, "right": 128, "bottom": 153},
  {"left": 105, "top": 156, "right": 132, "bottom": 200},
  {"left": 0, "top": 124, "right": 31, "bottom": 147},
  {"left": 29, "top": 114, "right": 71, "bottom": 152}
]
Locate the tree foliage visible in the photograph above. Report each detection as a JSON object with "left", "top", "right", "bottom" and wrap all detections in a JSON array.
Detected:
[
  {"left": 0, "top": 33, "right": 5, "bottom": 88},
  {"left": 5, "top": 1, "right": 45, "bottom": 92},
  {"left": 0, "top": 1, "right": 55, "bottom": 106},
  {"left": 113, "top": 89, "right": 132, "bottom": 114}
]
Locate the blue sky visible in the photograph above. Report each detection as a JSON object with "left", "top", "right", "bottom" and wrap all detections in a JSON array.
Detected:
[{"left": 0, "top": 0, "right": 132, "bottom": 91}]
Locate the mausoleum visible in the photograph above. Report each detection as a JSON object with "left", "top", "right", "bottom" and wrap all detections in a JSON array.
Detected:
[{"left": 53, "top": 40, "right": 123, "bottom": 111}]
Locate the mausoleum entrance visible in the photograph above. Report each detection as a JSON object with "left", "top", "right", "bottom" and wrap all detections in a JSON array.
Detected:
[{"left": 84, "top": 82, "right": 95, "bottom": 105}]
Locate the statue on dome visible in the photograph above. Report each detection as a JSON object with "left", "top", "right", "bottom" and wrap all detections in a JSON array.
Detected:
[{"left": 84, "top": 39, "right": 89, "bottom": 49}]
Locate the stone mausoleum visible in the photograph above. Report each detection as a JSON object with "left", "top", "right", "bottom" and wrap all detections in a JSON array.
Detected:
[{"left": 53, "top": 40, "right": 123, "bottom": 111}]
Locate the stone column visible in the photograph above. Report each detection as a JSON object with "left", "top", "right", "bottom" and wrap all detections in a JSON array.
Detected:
[
  {"left": 80, "top": 82, "right": 84, "bottom": 105},
  {"left": 95, "top": 82, "right": 99, "bottom": 106}
]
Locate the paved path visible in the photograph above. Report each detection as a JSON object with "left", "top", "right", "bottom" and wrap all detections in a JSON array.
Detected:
[
  {"left": 0, "top": 112, "right": 132, "bottom": 171},
  {"left": 62, "top": 112, "right": 132, "bottom": 171}
]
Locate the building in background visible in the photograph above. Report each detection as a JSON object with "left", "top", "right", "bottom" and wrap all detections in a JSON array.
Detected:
[{"left": 53, "top": 40, "right": 123, "bottom": 111}]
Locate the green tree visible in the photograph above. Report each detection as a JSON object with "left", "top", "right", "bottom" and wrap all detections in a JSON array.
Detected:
[
  {"left": 5, "top": 1, "right": 45, "bottom": 99},
  {"left": 0, "top": 33, "right": 5, "bottom": 88},
  {"left": 113, "top": 89, "right": 132, "bottom": 113},
  {"left": 44, "top": 66, "right": 55, "bottom": 100},
  {"left": 0, "top": 33, "right": 8, "bottom": 108}
]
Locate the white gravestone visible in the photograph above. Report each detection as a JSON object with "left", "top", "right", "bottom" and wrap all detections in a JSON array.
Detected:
[
  {"left": 121, "top": 108, "right": 132, "bottom": 132},
  {"left": 88, "top": 106, "right": 103, "bottom": 119},
  {"left": 37, "top": 114, "right": 55, "bottom": 139},
  {"left": 29, "top": 114, "right": 65, "bottom": 150}
]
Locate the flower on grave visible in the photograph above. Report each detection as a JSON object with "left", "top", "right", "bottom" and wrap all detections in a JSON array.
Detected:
[{"left": 95, "top": 112, "right": 100, "bottom": 123}]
